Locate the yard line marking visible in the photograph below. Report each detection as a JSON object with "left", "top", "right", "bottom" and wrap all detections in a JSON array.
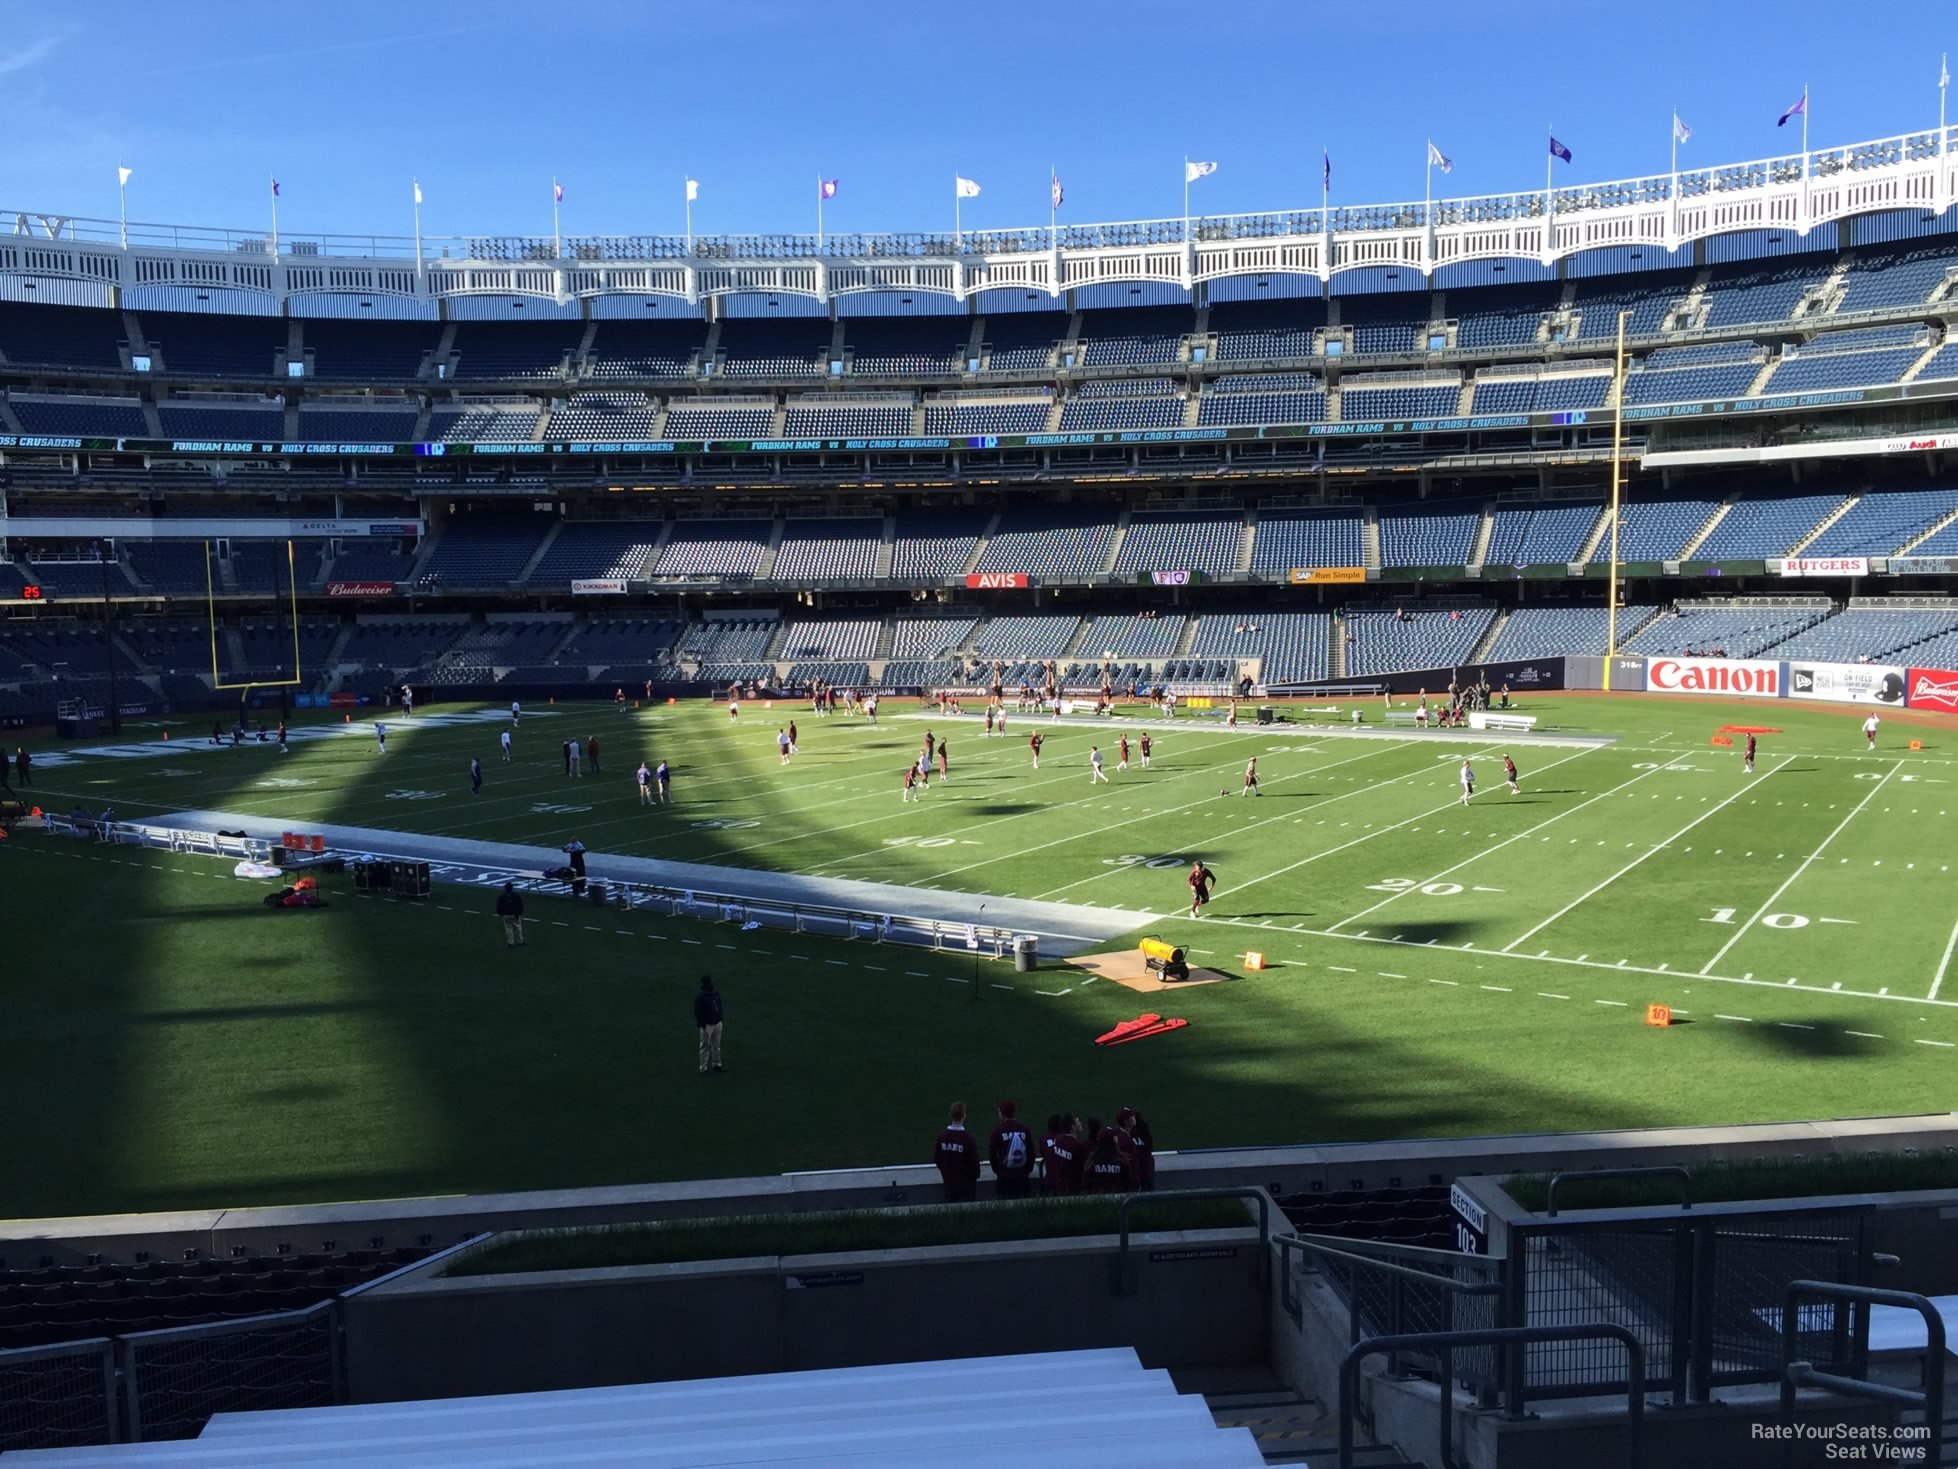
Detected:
[
  {"left": 1228, "top": 746, "right": 1599, "bottom": 913},
  {"left": 865, "top": 965, "right": 887, "bottom": 972},
  {"left": 1700, "top": 761, "right": 1901, "bottom": 977},
  {"left": 1916, "top": 1039, "right": 1955, "bottom": 1049},
  {"left": 825, "top": 960, "right": 848, "bottom": 967},
  {"left": 1930, "top": 915, "right": 1958, "bottom": 1002},
  {"left": 1776, "top": 1023, "right": 1815, "bottom": 1031},
  {"left": 1481, "top": 985, "right": 1512, "bottom": 992},
  {"left": 1328, "top": 965, "right": 1357, "bottom": 973},
  {"left": 1501, "top": 755, "right": 1794, "bottom": 954},
  {"left": 1595, "top": 999, "right": 1629, "bottom": 1007},
  {"left": 1326, "top": 749, "right": 1646, "bottom": 931},
  {"left": 1036, "top": 987, "right": 1074, "bottom": 996},
  {"left": 906, "top": 970, "right": 929, "bottom": 977},
  {"left": 1429, "top": 978, "right": 1458, "bottom": 986},
  {"left": 1847, "top": 1031, "right": 1885, "bottom": 1040},
  {"left": 1379, "top": 971, "right": 1407, "bottom": 979},
  {"left": 1538, "top": 992, "right": 1571, "bottom": 1000},
  {"left": 1715, "top": 1014, "right": 1753, "bottom": 1022}
]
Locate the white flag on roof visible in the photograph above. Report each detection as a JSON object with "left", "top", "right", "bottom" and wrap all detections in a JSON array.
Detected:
[
  {"left": 1426, "top": 142, "right": 1453, "bottom": 174},
  {"left": 118, "top": 164, "right": 133, "bottom": 187},
  {"left": 1185, "top": 159, "right": 1218, "bottom": 183},
  {"left": 413, "top": 179, "right": 423, "bottom": 206},
  {"left": 685, "top": 177, "right": 699, "bottom": 202},
  {"left": 955, "top": 176, "right": 981, "bottom": 198}
]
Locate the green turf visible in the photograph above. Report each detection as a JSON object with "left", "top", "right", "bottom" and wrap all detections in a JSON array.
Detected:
[
  {"left": 5, "top": 690, "right": 1957, "bottom": 1221},
  {"left": 447, "top": 1196, "right": 1257, "bottom": 1276}
]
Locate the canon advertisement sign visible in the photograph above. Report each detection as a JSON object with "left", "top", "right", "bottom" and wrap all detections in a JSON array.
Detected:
[{"left": 1645, "top": 657, "right": 1785, "bottom": 699}]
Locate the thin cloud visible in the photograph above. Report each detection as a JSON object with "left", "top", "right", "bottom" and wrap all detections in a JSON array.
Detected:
[
  {"left": 121, "top": 23, "right": 498, "bottom": 80},
  {"left": 0, "top": 32, "right": 69, "bottom": 78}
]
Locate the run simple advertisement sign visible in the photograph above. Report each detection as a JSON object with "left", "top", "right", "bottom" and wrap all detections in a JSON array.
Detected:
[
  {"left": 1645, "top": 657, "right": 1786, "bottom": 699},
  {"left": 1787, "top": 663, "right": 1905, "bottom": 706}
]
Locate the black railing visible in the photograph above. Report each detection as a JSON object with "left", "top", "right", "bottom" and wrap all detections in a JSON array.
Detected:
[
  {"left": 1338, "top": 1324, "right": 1645, "bottom": 1469},
  {"left": 1112, "top": 1188, "right": 1271, "bottom": 1295},
  {"left": 1779, "top": 1281, "right": 1946, "bottom": 1468}
]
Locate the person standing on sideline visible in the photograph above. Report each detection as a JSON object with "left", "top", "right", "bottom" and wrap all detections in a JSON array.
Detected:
[
  {"left": 1503, "top": 754, "right": 1520, "bottom": 796},
  {"left": 501, "top": 727, "right": 512, "bottom": 762},
  {"left": 694, "top": 975, "right": 724, "bottom": 1074},
  {"left": 934, "top": 1102, "right": 980, "bottom": 1203},
  {"left": 15, "top": 747, "right": 30, "bottom": 786},
  {"left": 510, "top": 699, "right": 521, "bottom": 726},
  {"left": 1863, "top": 713, "right": 1880, "bottom": 750},
  {"left": 276, "top": 719, "right": 288, "bottom": 752},
  {"left": 1459, "top": 758, "right": 1475, "bottom": 807},
  {"left": 470, "top": 757, "right": 483, "bottom": 797},
  {"left": 569, "top": 737, "right": 583, "bottom": 777},
  {"left": 777, "top": 728, "right": 792, "bottom": 766},
  {"left": 1090, "top": 745, "right": 1109, "bottom": 784},
  {"left": 936, "top": 738, "right": 950, "bottom": 782},
  {"left": 588, "top": 734, "right": 601, "bottom": 775},
  {"left": 985, "top": 706, "right": 995, "bottom": 737},
  {"left": 1117, "top": 734, "right": 1130, "bottom": 772},
  {"left": 1744, "top": 732, "right": 1757, "bottom": 775},
  {"left": 655, "top": 758, "right": 671, "bottom": 805},
  {"left": 902, "top": 763, "right": 919, "bottom": 803},
  {"left": 401, "top": 685, "right": 414, "bottom": 716},
  {"left": 1082, "top": 1125, "right": 1135, "bottom": 1193},
  {"left": 1241, "top": 756, "right": 1260, "bottom": 796},
  {"left": 787, "top": 720, "right": 799, "bottom": 754},
  {"left": 637, "top": 760, "right": 652, "bottom": 805},
  {"left": 562, "top": 739, "right": 573, "bottom": 776},
  {"left": 615, "top": 687, "right": 626, "bottom": 715},
  {"left": 1030, "top": 731, "right": 1043, "bottom": 769},
  {"left": 988, "top": 1100, "right": 1035, "bottom": 1199},
  {"left": 1140, "top": 733, "right": 1152, "bottom": 769},
  {"left": 374, "top": 721, "right": 388, "bottom": 755},
  {"left": 495, "top": 882, "right": 525, "bottom": 947}
]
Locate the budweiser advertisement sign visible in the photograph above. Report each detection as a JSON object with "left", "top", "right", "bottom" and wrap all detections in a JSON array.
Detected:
[
  {"left": 1907, "top": 667, "right": 1958, "bottom": 714},
  {"left": 1778, "top": 556, "right": 1870, "bottom": 578},
  {"left": 1646, "top": 656, "right": 1785, "bottom": 699},
  {"left": 571, "top": 578, "right": 629, "bottom": 595},
  {"left": 326, "top": 581, "right": 395, "bottom": 598},
  {"left": 966, "top": 572, "right": 1030, "bottom": 590}
]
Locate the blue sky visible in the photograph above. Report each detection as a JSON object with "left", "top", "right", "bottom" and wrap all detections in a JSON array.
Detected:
[{"left": 5, "top": 1, "right": 1957, "bottom": 242}]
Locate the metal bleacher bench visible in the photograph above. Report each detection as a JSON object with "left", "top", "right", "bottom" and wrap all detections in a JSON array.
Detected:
[
  {"left": 1384, "top": 711, "right": 1422, "bottom": 726},
  {"left": 1470, "top": 711, "right": 1538, "bottom": 732}
]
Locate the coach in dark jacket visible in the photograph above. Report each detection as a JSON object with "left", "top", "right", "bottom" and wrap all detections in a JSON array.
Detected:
[{"left": 695, "top": 975, "right": 724, "bottom": 1073}]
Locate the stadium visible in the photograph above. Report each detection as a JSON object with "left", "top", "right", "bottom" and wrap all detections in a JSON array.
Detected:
[{"left": 8, "top": 26, "right": 1958, "bottom": 1464}]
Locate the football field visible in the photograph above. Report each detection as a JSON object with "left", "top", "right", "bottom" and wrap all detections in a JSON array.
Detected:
[{"left": 5, "top": 690, "right": 1957, "bottom": 1220}]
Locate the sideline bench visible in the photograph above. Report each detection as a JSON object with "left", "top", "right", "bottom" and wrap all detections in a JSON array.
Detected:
[{"left": 1470, "top": 711, "right": 1537, "bottom": 732}]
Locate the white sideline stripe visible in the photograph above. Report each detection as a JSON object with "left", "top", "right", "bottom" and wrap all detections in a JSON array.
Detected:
[
  {"left": 1931, "top": 916, "right": 1958, "bottom": 1002},
  {"left": 1500, "top": 755, "right": 1795, "bottom": 954},
  {"left": 1699, "top": 762, "right": 1901, "bottom": 977},
  {"left": 1191, "top": 916, "right": 1958, "bottom": 1012},
  {"left": 1326, "top": 748, "right": 1649, "bottom": 931}
]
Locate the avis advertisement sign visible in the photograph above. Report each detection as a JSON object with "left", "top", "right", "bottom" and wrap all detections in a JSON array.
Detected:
[
  {"left": 1778, "top": 556, "right": 1870, "bottom": 578},
  {"left": 966, "top": 573, "right": 1029, "bottom": 590},
  {"left": 1788, "top": 662, "right": 1905, "bottom": 706},
  {"left": 1907, "top": 667, "right": 1958, "bottom": 714},
  {"left": 1646, "top": 657, "right": 1785, "bottom": 699}
]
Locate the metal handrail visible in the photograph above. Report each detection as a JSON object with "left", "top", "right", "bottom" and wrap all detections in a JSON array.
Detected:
[
  {"left": 1779, "top": 1281, "right": 1945, "bottom": 1468},
  {"left": 1113, "top": 1189, "right": 1270, "bottom": 1295},
  {"left": 1339, "top": 1324, "right": 1645, "bottom": 1469},
  {"left": 1545, "top": 1165, "right": 1692, "bottom": 1216},
  {"left": 1276, "top": 1231, "right": 1502, "bottom": 1332}
]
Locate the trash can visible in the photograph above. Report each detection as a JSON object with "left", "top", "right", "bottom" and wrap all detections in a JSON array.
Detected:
[
  {"left": 588, "top": 881, "right": 608, "bottom": 907},
  {"left": 1013, "top": 935, "right": 1039, "bottom": 973}
]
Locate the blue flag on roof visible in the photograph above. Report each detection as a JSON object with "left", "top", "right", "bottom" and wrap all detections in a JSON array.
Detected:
[{"left": 1549, "top": 136, "right": 1573, "bottom": 164}]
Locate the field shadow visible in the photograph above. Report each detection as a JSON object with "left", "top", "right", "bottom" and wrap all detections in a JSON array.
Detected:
[
  {"left": 1729, "top": 1017, "right": 1885, "bottom": 1060},
  {"left": 1366, "top": 920, "right": 1477, "bottom": 947},
  {"left": 968, "top": 803, "right": 1042, "bottom": 817}
]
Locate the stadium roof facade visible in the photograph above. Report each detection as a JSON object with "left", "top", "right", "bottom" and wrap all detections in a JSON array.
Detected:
[{"left": 9, "top": 124, "right": 1958, "bottom": 319}]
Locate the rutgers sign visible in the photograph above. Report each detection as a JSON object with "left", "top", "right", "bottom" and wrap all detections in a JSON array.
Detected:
[
  {"left": 1646, "top": 657, "right": 1785, "bottom": 699},
  {"left": 1907, "top": 667, "right": 1958, "bottom": 714},
  {"left": 965, "top": 573, "right": 1030, "bottom": 590}
]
